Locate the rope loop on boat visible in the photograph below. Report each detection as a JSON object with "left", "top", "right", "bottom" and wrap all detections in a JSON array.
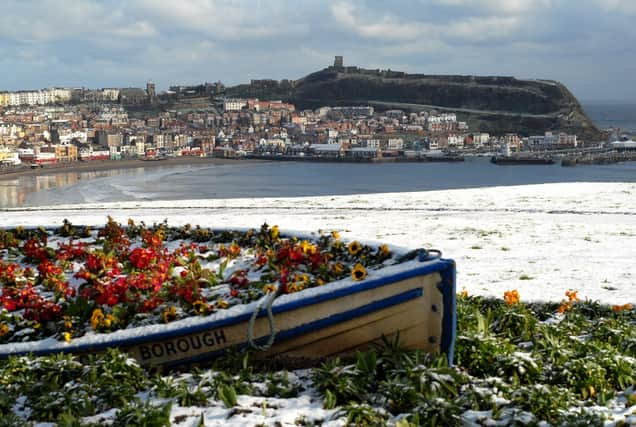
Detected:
[
  {"left": 247, "top": 285, "right": 281, "bottom": 351},
  {"left": 419, "top": 248, "right": 442, "bottom": 262}
]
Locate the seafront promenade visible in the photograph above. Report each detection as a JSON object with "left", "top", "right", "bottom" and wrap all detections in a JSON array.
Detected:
[{"left": 0, "top": 156, "right": 250, "bottom": 181}]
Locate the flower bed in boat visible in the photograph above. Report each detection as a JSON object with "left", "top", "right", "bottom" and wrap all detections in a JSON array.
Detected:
[{"left": 0, "top": 218, "right": 407, "bottom": 346}]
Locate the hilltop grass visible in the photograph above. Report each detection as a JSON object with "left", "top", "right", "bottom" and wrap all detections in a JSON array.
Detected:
[{"left": 0, "top": 296, "right": 634, "bottom": 426}]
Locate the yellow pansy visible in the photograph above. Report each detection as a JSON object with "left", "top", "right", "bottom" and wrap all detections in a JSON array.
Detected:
[
  {"left": 90, "top": 308, "right": 104, "bottom": 330},
  {"left": 351, "top": 263, "right": 367, "bottom": 281},
  {"left": 348, "top": 241, "right": 362, "bottom": 256},
  {"left": 263, "top": 284, "right": 277, "bottom": 293}
]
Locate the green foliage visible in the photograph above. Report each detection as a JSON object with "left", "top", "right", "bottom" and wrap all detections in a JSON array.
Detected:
[
  {"left": 0, "top": 412, "right": 30, "bottom": 427},
  {"left": 323, "top": 389, "right": 337, "bottom": 410},
  {"left": 312, "top": 358, "right": 364, "bottom": 405},
  {"left": 509, "top": 384, "right": 572, "bottom": 423},
  {"left": 218, "top": 384, "right": 238, "bottom": 408},
  {"left": 340, "top": 402, "right": 387, "bottom": 426},
  {"left": 264, "top": 371, "right": 300, "bottom": 398},
  {"left": 113, "top": 400, "right": 172, "bottom": 427},
  {"left": 489, "top": 303, "right": 538, "bottom": 342},
  {"left": 411, "top": 398, "right": 463, "bottom": 427},
  {"left": 0, "top": 350, "right": 150, "bottom": 423},
  {"left": 455, "top": 332, "right": 515, "bottom": 377}
]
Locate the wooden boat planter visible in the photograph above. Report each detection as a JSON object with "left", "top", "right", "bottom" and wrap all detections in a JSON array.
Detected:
[{"left": 0, "top": 228, "right": 456, "bottom": 369}]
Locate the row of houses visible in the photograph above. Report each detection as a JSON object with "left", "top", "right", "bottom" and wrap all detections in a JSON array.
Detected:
[{"left": 0, "top": 89, "right": 72, "bottom": 107}]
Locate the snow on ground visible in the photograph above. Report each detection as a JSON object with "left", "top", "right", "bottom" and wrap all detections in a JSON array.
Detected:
[{"left": 3, "top": 182, "right": 636, "bottom": 305}]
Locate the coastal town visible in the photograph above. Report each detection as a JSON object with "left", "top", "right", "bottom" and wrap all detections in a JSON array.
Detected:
[{"left": 0, "top": 59, "right": 628, "bottom": 171}]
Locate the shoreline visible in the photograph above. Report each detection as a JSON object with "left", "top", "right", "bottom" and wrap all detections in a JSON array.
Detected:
[{"left": 0, "top": 157, "right": 260, "bottom": 181}]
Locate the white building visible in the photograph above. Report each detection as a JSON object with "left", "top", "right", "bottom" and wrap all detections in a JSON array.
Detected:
[
  {"left": 59, "top": 131, "right": 88, "bottom": 144},
  {"left": 386, "top": 138, "right": 404, "bottom": 150},
  {"left": 427, "top": 113, "right": 457, "bottom": 124},
  {"left": 365, "top": 139, "right": 381, "bottom": 149},
  {"left": 447, "top": 134, "right": 464, "bottom": 148},
  {"left": 4, "top": 88, "right": 72, "bottom": 106},
  {"left": 102, "top": 88, "right": 120, "bottom": 101},
  {"left": 472, "top": 133, "right": 490, "bottom": 147},
  {"left": 223, "top": 99, "right": 247, "bottom": 112}
]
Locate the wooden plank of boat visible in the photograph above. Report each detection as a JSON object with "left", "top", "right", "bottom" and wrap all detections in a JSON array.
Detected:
[{"left": 0, "top": 257, "right": 456, "bottom": 369}]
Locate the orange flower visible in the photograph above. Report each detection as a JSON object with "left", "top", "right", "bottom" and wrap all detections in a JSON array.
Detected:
[
  {"left": 229, "top": 243, "right": 241, "bottom": 258},
  {"left": 503, "top": 289, "right": 520, "bottom": 305},
  {"left": 459, "top": 288, "right": 468, "bottom": 298},
  {"left": 558, "top": 290, "right": 581, "bottom": 314},
  {"left": 557, "top": 302, "right": 572, "bottom": 314},
  {"left": 565, "top": 289, "right": 580, "bottom": 303},
  {"left": 378, "top": 244, "right": 391, "bottom": 257},
  {"left": 613, "top": 303, "right": 634, "bottom": 312},
  {"left": 331, "top": 230, "right": 340, "bottom": 240}
]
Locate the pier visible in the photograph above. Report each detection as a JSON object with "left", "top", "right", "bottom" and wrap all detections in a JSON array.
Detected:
[{"left": 560, "top": 147, "right": 636, "bottom": 166}]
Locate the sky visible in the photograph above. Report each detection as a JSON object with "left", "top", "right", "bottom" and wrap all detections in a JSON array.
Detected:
[{"left": 1, "top": 0, "right": 635, "bottom": 102}]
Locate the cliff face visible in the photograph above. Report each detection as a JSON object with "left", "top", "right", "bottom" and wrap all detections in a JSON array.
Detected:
[{"left": 225, "top": 67, "right": 603, "bottom": 141}]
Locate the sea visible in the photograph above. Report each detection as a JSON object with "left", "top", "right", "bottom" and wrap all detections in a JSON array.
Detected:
[{"left": 1, "top": 102, "right": 635, "bottom": 209}]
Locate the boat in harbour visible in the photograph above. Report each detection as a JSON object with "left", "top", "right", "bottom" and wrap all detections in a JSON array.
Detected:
[{"left": 490, "top": 155, "right": 555, "bottom": 165}]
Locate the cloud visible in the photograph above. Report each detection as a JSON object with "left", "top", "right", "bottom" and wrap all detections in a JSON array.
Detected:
[
  {"left": 131, "top": 0, "right": 308, "bottom": 40},
  {"left": 595, "top": 0, "right": 636, "bottom": 14},
  {"left": 0, "top": 0, "right": 159, "bottom": 43},
  {"left": 330, "top": 2, "right": 433, "bottom": 41},
  {"left": 432, "top": 0, "right": 551, "bottom": 15},
  {"left": 0, "top": 0, "right": 634, "bottom": 101},
  {"left": 109, "top": 21, "right": 159, "bottom": 39}
]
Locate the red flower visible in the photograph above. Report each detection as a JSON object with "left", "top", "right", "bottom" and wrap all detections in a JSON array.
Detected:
[
  {"left": 86, "top": 254, "right": 103, "bottom": 272},
  {"left": 229, "top": 270, "right": 249, "bottom": 288},
  {"left": 37, "top": 260, "right": 62, "bottom": 279},
  {"left": 142, "top": 230, "right": 163, "bottom": 249},
  {"left": 129, "top": 247, "right": 156, "bottom": 269}
]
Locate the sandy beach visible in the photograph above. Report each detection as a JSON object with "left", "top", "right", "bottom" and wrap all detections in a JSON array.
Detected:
[{"left": 0, "top": 156, "right": 258, "bottom": 181}]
